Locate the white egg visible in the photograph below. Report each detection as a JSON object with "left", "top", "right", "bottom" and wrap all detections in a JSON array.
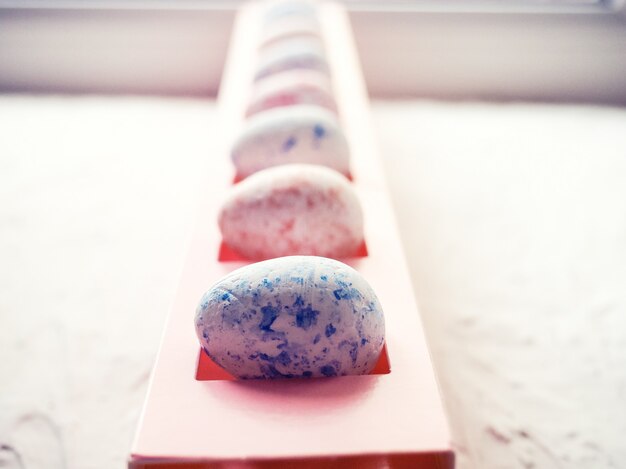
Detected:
[
  {"left": 246, "top": 69, "right": 337, "bottom": 117},
  {"left": 231, "top": 105, "right": 350, "bottom": 178},
  {"left": 195, "top": 256, "right": 386, "bottom": 379},
  {"left": 219, "top": 164, "right": 363, "bottom": 260}
]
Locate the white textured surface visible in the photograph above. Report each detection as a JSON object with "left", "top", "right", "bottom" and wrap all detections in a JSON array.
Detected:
[
  {"left": 374, "top": 101, "right": 626, "bottom": 469},
  {"left": 0, "top": 96, "right": 218, "bottom": 469},
  {"left": 1, "top": 96, "right": 626, "bottom": 468}
]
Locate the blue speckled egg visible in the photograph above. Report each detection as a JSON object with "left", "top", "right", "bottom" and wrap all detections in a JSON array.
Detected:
[
  {"left": 231, "top": 105, "right": 350, "bottom": 179},
  {"left": 195, "top": 256, "right": 385, "bottom": 379},
  {"left": 263, "top": 0, "right": 318, "bottom": 24}
]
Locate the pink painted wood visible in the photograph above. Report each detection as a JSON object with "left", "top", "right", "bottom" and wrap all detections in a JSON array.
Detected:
[{"left": 128, "top": 3, "right": 453, "bottom": 467}]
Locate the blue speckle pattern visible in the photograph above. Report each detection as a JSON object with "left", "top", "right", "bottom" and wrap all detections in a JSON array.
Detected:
[
  {"left": 259, "top": 304, "right": 280, "bottom": 331},
  {"left": 230, "top": 106, "right": 350, "bottom": 179},
  {"left": 313, "top": 124, "right": 326, "bottom": 139},
  {"left": 195, "top": 256, "right": 385, "bottom": 379},
  {"left": 281, "top": 136, "right": 297, "bottom": 152},
  {"left": 312, "top": 124, "right": 326, "bottom": 149}
]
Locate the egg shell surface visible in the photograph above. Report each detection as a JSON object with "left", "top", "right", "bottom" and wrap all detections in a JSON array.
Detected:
[
  {"left": 195, "top": 256, "right": 386, "bottom": 379},
  {"left": 219, "top": 164, "right": 363, "bottom": 260},
  {"left": 262, "top": 0, "right": 318, "bottom": 24},
  {"left": 231, "top": 105, "right": 350, "bottom": 178},
  {"left": 254, "top": 37, "right": 328, "bottom": 82},
  {"left": 259, "top": 16, "right": 321, "bottom": 50},
  {"left": 246, "top": 69, "right": 337, "bottom": 117}
]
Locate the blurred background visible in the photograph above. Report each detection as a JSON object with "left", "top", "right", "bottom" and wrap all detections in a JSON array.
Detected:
[{"left": 1, "top": 1, "right": 625, "bottom": 468}]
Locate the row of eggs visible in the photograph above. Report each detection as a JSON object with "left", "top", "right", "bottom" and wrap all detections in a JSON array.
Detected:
[{"left": 196, "top": 0, "right": 385, "bottom": 380}]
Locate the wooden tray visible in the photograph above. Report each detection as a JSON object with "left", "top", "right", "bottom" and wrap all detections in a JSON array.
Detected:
[{"left": 128, "top": 3, "right": 453, "bottom": 467}]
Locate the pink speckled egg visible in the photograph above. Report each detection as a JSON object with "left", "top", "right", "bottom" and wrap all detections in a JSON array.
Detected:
[
  {"left": 254, "top": 37, "right": 328, "bottom": 82},
  {"left": 219, "top": 164, "right": 363, "bottom": 260},
  {"left": 246, "top": 69, "right": 337, "bottom": 117}
]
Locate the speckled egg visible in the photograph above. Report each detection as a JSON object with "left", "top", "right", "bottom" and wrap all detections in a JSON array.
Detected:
[
  {"left": 259, "top": 16, "right": 321, "bottom": 50},
  {"left": 219, "top": 164, "right": 363, "bottom": 260},
  {"left": 246, "top": 69, "right": 337, "bottom": 117},
  {"left": 254, "top": 37, "right": 328, "bottom": 82},
  {"left": 231, "top": 105, "right": 350, "bottom": 178},
  {"left": 195, "top": 256, "right": 386, "bottom": 379},
  {"left": 263, "top": 0, "right": 318, "bottom": 25}
]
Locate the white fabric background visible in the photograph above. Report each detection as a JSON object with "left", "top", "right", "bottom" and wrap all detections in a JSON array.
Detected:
[{"left": 0, "top": 96, "right": 625, "bottom": 469}]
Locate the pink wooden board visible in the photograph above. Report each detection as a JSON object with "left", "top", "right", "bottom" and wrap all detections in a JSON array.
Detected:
[{"left": 129, "top": 2, "right": 453, "bottom": 467}]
